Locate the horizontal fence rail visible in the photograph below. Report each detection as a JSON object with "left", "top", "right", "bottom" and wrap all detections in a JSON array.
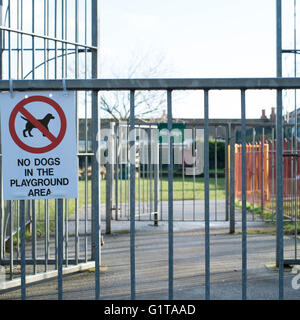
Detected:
[
  {"left": 0, "top": 77, "right": 300, "bottom": 91},
  {"left": 0, "top": 77, "right": 299, "bottom": 300}
]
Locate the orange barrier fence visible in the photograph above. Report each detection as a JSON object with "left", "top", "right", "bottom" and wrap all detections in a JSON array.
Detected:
[{"left": 234, "top": 138, "right": 299, "bottom": 219}]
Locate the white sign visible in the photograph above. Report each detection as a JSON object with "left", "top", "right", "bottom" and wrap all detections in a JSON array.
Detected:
[{"left": 1, "top": 91, "right": 78, "bottom": 200}]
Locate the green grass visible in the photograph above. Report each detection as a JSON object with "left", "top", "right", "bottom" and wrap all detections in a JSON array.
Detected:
[
  {"left": 30, "top": 176, "right": 225, "bottom": 236},
  {"left": 104, "top": 176, "right": 225, "bottom": 202},
  {"left": 283, "top": 221, "right": 300, "bottom": 235},
  {"left": 159, "top": 176, "right": 225, "bottom": 201},
  {"left": 235, "top": 200, "right": 300, "bottom": 235}
]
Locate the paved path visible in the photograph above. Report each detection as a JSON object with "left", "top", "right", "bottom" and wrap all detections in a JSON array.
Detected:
[
  {"left": 0, "top": 199, "right": 299, "bottom": 300},
  {"left": 67, "top": 199, "right": 268, "bottom": 236},
  {"left": 0, "top": 220, "right": 299, "bottom": 300}
]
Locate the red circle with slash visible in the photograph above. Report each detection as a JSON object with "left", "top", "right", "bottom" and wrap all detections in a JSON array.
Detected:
[{"left": 9, "top": 95, "right": 67, "bottom": 154}]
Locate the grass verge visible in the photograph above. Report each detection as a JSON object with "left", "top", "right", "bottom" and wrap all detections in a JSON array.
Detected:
[{"left": 235, "top": 200, "right": 300, "bottom": 235}]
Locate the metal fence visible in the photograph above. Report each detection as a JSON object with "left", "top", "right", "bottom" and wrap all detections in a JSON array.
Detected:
[
  {"left": 0, "top": 0, "right": 99, "bottom": 288},
  {"left": 0, "top": 0, "right": 101, "bottom": 303},
  {"left": 235, "top": 130, "right": 300, "bottom": 222},
  {"left": 105, "top": 120, "right": 300, "bottom": 227},
  {"left": 0, "top": 77, "right": 298, "bottom": 300}
]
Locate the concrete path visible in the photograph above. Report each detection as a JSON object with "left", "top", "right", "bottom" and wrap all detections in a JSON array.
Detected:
[
  {"left": 67, "top": 199, "right": 267, "bottom": 236},
  {"left": 0, "top": 218, "right": 299, "bottom": 300},
  {"left": 0, "top": 199, "right": 299, "bottom": 300}
]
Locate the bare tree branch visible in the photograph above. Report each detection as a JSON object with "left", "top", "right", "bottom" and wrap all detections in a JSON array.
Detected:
[{"left": 99, "top": 51, "right": 172, "bottom": 120}]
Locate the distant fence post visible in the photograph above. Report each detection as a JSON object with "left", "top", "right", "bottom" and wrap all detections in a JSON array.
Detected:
[
  {"left": 106, "top": 122, "right": 115, "bottom": 234},
  {"left": 154, "top": 127, "right": 159, "bottom": 225},
  {"left": 225, "top": 124, "right": 229, "bottom": 221},
  {"left": 261, "top": 130, "right": 265, "bottom": 215},
  {"left": 229, "top": 123, "right": 235, "bottom": 234}
]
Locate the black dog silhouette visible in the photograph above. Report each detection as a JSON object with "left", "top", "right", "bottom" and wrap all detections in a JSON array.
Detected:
[{"left": 21, "top": 113, "right": 55, "bottom": 137}]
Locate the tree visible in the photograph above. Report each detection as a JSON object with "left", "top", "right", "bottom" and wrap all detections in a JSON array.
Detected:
[{"left": 99, "top": 51, "right": 173, "bottom": 120}]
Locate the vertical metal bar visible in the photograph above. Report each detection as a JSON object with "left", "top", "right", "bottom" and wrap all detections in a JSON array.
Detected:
[
  {"left": 261, "top": 128, "right": 265, "bottom": 218},
  {"left": 31, "top": 0, "right": 35, "bottom": 79},
  {"left": 54, "top": 0, "right": 57, "bottom": 79},
  {"left": 130, "top": 90, "right": 136, "bottom": 300},
  {"left": 127, "top": 124, "right": 130, "bottom": 216},
  {"left": 241, "top": 90, "right": 247, "bottom": 300},
  {"left": 215, "top": 126, "right": 218, "bottom": 221},
  {"left": 21, "top": 0, "right": 24, "bottom": 79},
  {"left": 252, "top": 128, "right": 256, "bottom": 220},
  {"left": 91, "top": 0, "right": 101, "bottom": 300},
  {"left": 105, "top": 164, "right": 111, "bottom": 234},
  {"left": 16, "top": 202, "right": 20, "bottom": 260},
  {"left": 92, "top": 85, "right": 101, "bottom": 299},
  {"left": 167, "top": 90, "right": 174, "bottom": 300},
  {"left": 160, "top": 137, "right": 163, "bottom": 220},
  {"left": 271, "top": 127, "right": 275, "bottom": 221},
  {"left": 120, "top": 130, "right": 123, "bottom": 219},
  {"left": 64, "top": 199, "right": 68, "bottom": 267},
  {"left": 8, "top": 0, "right": 11, "bottom": 79},
  {"left": 146, "top": 132, "right": 149, "bottom": 216},
  {"left": 193, "top": 126, "right": 196, "bottom": 221},
  {"left": 20, "top": 200, "right": 26, "bottom": 300},
  {"left": 277, "top": 0, "right": 282, "bottom": 80},
  {"left": 295, "top": 147, "right": 298, "bottom": 259},
  {"left": 74, "top": 0, "right": 79, "bottom": 265},
  {"left": 45, "top": 199, "right": 49, "bottom": 272},
  {"left": 46, "top": 0, "right": 49, "bottom": 79},
  {"left": 9, "top": 202, "right": 13, "bottom": 280},
  {"left": 43, "top": 0, "right": 47, "bottom": 80},
  {"left": 225, "top": 125, "right": 229, "bottom": 221},
  {"left": 149, "top": 128, "right": 153, "bottom": 220},
  {"left": 143, "top": 150, "right": 145, "bottom": 216},
  {"left": 146, "top": 128, "right": 151, "bottom": 216},
  {"left": 290, "top": 135, "right": 294, "bottom": 221},
  {"left": 84, "top": 0, "right": 88, "bottom": 262},
  {"left": 125, "top": 126, "right": 128, "bottom": 219},
  {"left": 74, "top": 0, "right": 80, "bottom": 263},
  {"left": 17, "top": 0, "right": 20, "bottom": 79},
  {"left": 61, "top": 0, "right": 65, "bottom": 78},
  {"left": 106, "top": 123, "right": 114, "bottom": 234},
  {"left": 229, "top": 123, "right": 236, "bottom": 233},
  {"left": 276, "top": 0, "right": 284, "bottom": 300},
  {"left": 57, "top": 199, "right": 63, "bottom": 300},
  {"left": 154, "top": 127, "right": 159, "bottom": 223},
  {"left": 32, "top": 200, "right": 36, "bottom": 274},
  {"left": 276, "top": 89, "right": 284, "bottom": 300},
  {"left": 204, "top": 90, "right": 210, "bottom": 300},
  {"left": 182, "top": 132, "right": 184, "bottom": 220},
  {"left": 293, "top": 0, "right": 298, "bottom": 261},
  {"left": 65, "top": 0, "right": 68, "bottom": 78},
  {"left": 55, "top": 200, "right": 58, "bottom": 270},
  {"left": 138, "top": 126, "right": 141, "bottom": 221},
  {"left": 115, "top": 124, "right": 119, "bottom": 221}
]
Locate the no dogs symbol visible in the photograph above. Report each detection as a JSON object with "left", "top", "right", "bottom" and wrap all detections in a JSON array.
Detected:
[{"left": 9, "top": 95, "right": 67, "bottom": 154}]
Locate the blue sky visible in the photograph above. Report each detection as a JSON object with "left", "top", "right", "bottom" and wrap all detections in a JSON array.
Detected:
[{"left": 100, "top": 0, "right": 299, "bottom": 119}]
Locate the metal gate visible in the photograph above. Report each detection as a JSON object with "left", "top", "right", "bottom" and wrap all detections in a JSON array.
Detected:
[
  {"left": 0, "top": 77, "right": 297, "bottom": 300},
  {"left": 0, "top": 0, "right": 100, "bottom": 290},
  {"left": 0, "top": 0, "right": 299, "bottom": 301}
]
